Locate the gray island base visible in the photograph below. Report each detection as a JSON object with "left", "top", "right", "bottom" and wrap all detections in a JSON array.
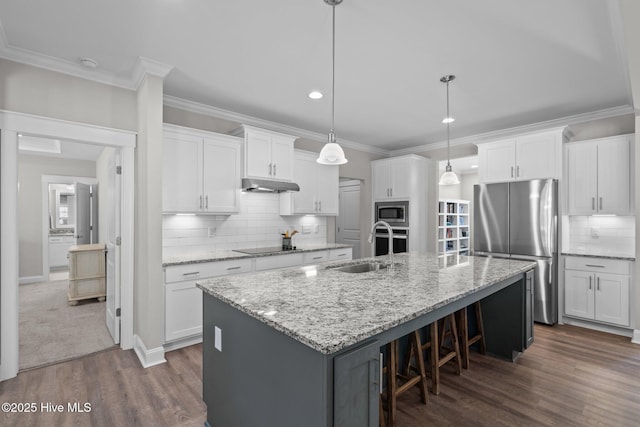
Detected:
[{"left": 197, "top": 252, "right": 536, "bottom": 427}]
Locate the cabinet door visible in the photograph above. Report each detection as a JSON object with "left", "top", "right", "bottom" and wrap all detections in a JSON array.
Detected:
[
  {"left": 202, "top": 137, "right": 241, "bottom": 213},
  {"left": 163, "top": 135, "right": 202, "bottom": 212},
  {"left": 334, "top": 340, "right": 380, "bottom": 427},
  {"left": 372, "top": 161, "right": 391, "bottom": 200},
  {"left": 478, "top": 140, "right": 516, "bottom": 183},
  {"left": 389, "top": 157, "right": 413, "bottom": 199},
  {"left": 289, "top": 154, "right": 318, "bottom": 214},
  {"left": 597, "top": 138, "right": 630, "bottom": 214},
  {"left": 317, "top": 163, "right": 339, "bottom": 215},
  {"left": 270, "top": 137, "right": 295, "bottom": 181},
  {"left": 245, "top": 131, "right": 273, "bottom": 179},
  {"left": 566, "top": 142, "right": 598, "bottom": 215},
  {"left": 595, "top": 273, "right": 629, "bottom": 326},
  {"left": 516, "top": 133, "right": 560, "bottom": 180},
  {"left": 564, "top": 270, "right": 594, "bottom": 319},
  {"left": 165, "top": 280, "right": 203, "bottom": 342}
]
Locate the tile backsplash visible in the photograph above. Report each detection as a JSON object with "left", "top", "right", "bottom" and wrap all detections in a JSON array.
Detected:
[
  {"left": 163, "top": 192, "right": 327, "bottom": 257},
  {"left": 564, "top": 215, "right": 635, "bottom": 256}
]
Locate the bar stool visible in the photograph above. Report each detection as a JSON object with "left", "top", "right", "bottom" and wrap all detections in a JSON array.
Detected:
[
  {"left": 380, "top": 331, "right": 428, "bottom": 427},
  {"left": 404, "top": 313, "right": 462, "bottom": 395},
  {"left": 457, "top": 301, "right": 486, "bottom": 369}
]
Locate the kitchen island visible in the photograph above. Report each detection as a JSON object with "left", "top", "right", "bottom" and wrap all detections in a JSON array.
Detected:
[{"left": 197, "top": 252, "right": 536, "bottom": 427}]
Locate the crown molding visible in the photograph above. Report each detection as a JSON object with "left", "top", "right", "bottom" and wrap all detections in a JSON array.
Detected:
[
  {"left": 132, "top": 57, "right": 174, "bottom": 90},
  {"left": 163, "top": 95, "right": 390, "bottom": 156},
  {"left": 390, "top": 105, "right": 635, "bottom": 156}
]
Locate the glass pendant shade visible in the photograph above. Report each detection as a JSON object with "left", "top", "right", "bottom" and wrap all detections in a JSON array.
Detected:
[
  {"left": 317, "top": 142, "right": 348, "bottom": 165},
  {"left": 439, "top": 166, "right": 460, "bottom": 185}
]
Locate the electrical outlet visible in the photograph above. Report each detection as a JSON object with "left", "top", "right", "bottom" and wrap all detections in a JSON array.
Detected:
[
  {"left": 214, "top": 326, "right": 222, "bottom": 351},
  {"left": 302, "top": 225, "right": 312, "bottom": 234},
  {"left": 314, "top": 224, "right": 319, "bottom": 233},
  {"left": 591, "top": 227, "right": 599, "bottom": 238},
  {"left": 208, "top": 227, "right": 216, "bottom": 237}
]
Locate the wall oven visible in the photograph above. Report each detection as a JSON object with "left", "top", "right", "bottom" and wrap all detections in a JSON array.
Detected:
[
  {"left": 375, "top": 228, "right": 409, "bottom": 256},
  {"left": 375, "top": 201, "right": 409, "bottom": 227}
]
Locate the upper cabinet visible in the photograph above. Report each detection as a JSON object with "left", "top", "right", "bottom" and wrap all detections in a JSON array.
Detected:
[
  {"left": 565, "top": 134, "right": 634, "bottom": 215},
  {"left": 232, "top": 125, "right": 296, "bottom": 182},
  {"left": 163, "top": 125, "right": 242, "bottom": 214},
  {"left": 280, "top": 150, "right": 339, "bottom": 216},
  {"left": 477, "top": 129, "right": 564, "bottom": 184},
  {"left": 372, "top": 156, "right": 416, "bottom": 200}
]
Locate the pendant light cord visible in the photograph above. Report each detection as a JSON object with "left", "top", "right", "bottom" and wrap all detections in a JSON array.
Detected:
[
  {"left": 446, "top": 79, "right": 451, "bottom": 169},
  {"left": 330, "top": 4, "right": 336, "bottom": 143}
]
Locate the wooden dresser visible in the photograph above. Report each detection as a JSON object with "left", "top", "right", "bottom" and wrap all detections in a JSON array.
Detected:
[{"left": 68, "top": 244, "right": 106, "bottom": 305}]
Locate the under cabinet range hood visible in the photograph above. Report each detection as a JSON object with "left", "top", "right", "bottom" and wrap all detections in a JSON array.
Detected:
[{"left": 241, "top": 178, "right": 300, "bottom": 193}]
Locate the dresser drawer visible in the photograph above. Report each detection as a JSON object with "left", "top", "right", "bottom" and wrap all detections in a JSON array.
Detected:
[{"left": 564, "top": 257, "right": 630, "bottom": 275}]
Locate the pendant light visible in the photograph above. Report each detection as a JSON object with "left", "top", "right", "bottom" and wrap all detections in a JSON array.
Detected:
[
  {"left": 317, "top": 0, "right": 348, "bottom": 165},
  {"left": 439, "top": 74, "right": 460, "bottom": 185}
]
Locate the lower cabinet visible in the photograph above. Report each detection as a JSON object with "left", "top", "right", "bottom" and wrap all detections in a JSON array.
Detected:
[
  {"left": 564, "top": 257, "right": 631, "bottom": 327},
  {"left": 49, "top": 235, "right": 75, "bottom": 268}
]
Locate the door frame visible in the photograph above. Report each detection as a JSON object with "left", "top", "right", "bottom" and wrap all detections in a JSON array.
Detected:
[
  {"left": 40, "top": 175, "right": 98, "bottom": 283},
  {"left": 0, "top": 110, "right": 136, "bottom": 381}
]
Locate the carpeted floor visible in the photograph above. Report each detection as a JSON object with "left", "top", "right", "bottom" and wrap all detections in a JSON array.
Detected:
[{"left": 19, "top": 277, "right": 115, "bottom": 370}]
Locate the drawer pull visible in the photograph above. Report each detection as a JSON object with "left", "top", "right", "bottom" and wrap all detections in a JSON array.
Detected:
[
  {"left": 226, "top": 266, "right": 242, "bottom": 271},
  {"left": 183, "top": 272, "right": 200, "bottom": 276},
  {"left": 585, "top": 264, "right": 605, "bottom": 268},
  {"left": 312, "top": 256, "right": 323, "bottom": 260},
  {"left": 337, "top": 253, "right": 347, "bottom": 257}
]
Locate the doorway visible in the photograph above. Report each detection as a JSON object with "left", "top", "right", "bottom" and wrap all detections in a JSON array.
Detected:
[
  {"left": 0, "top": 112, "right": 135, "bottom": 381},
  {"left": 336, "top": 179, "right": 362, "bottom": 259}
]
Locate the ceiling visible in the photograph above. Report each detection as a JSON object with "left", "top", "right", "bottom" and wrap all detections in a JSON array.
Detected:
[{"left": 0, "top": 0, "right": 634, "bottom": 155}]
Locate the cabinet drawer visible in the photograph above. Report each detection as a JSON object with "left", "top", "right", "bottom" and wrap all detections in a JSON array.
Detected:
[
  {"left": 303, "top": 251, "right": 328, "bottom": 265},
  {"left": 329, "top": 248, "right": 352, "bottom": 261},
  {"left": 255, "top": 253, "right": 304, "bottom": 271},
  {"left": 49, "top": 235, "right": 75, "bottom": 244},
  {"left": 565, "top": 257, "right": 630, "bottom": 275},
  {"left": 165, "top": 258, "right": 253, "bottom": 283}
]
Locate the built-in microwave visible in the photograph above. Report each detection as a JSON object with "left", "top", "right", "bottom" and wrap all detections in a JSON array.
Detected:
[{"left": 375, "top": 201, "right": 409, "bottom": 227}]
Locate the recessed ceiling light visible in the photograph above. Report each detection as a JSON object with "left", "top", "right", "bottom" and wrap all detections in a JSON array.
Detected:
[
  {"left": 80, "top": 57, "right": 98, "bottom": 68},
  {"left": 442, "top": 117, "right": 455, "bottom": 124},
  {"left": 471, "top": 165, "right": 478, "bottom": 168},
  {"left": 308, "top": 91, "right": 323, "bottom": 100}
]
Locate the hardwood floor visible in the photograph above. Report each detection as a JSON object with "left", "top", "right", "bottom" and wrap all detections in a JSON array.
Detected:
[{"left": 1, "top": 324, "right": 639, "bottom": 426}]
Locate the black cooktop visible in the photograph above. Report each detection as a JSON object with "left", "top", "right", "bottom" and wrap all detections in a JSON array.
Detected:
[{"left": 233, "top": 247, "right": 296, "bottom": 255}]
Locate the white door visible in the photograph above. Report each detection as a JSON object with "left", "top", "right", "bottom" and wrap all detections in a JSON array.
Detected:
[
  {"left": 316, "top": 164, "right": 339, "bottom": 215},
  {"left": 371, "top": 161, "right": 390, "bottom": 200},
  {"left": 478, "top": 139, "right": 516, "bottom": 183},
  {"left": 564, "top": 270, "right": 594, "bottom": 320},
  {"left": 105, "top": 150, "right": 121, "bottom": 344},
  {"left": 336, "top": 180, "right": 361, "bottom": 259},
  {"left": 203, "top": 137, "right": 241, "bottom": 213},
  {"left": 595, "top": 273, "right": 629, "bottom": 326},
  {"left": 162, "top": 134, "right": 202, "bottom": 212},
  {"left": 597, "top": 138, "right": 630, "bottom": 214},
  {"left": 516, "top": 133, "right": 558, "bottom": 180},
  {"left": 567, "top": 142, "right": 598, "bottom": 214},
  {"left": 74, "top": 182, "right": 91, "bottom": 245},
  {"left": 245, "top": 131, "right": 272, "bottom": 179},
  {"left": 389, "top": 157, "right": 413, "bottom": 199},
  {"left": 270, "top": 137, "right": 294, "bottom": 181}
]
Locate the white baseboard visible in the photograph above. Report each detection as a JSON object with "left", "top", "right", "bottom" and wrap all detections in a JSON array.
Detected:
[
  {"left": 19, "top": 275, "right": 45, "bottom": 284},
  {"left": 562, "top": 316, "right": 633, "bottom": 337},
  {"left": 163, "top": 334, "right": 203, "bottom": 353},
  {"left": 133, "top": 334, "right": 166, "bottom": 368},
  {"left": 632, "top": 330, "right": 640, "bottom": 345}
]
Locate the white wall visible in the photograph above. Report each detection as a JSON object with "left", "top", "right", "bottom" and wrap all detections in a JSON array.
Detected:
[
  {"left": 163, "top": 193, "right": 327, "bottom": 256},
  {"left": 17, "top": 153, "right": 96, "bottom": 279}
]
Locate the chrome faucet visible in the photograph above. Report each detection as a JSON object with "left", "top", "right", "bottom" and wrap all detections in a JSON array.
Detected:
[{"left": 368, "top": 221, "right": 394, "bottom": 267}]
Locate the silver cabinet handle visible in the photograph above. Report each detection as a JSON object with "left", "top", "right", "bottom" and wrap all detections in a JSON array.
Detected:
[
  {"left": 390, "top": 188, "right": 393, "bottom": 197},
  {"left": 337, "top": 253, "right": 347, "bottom": 257},
  {"left": 585, "top": 264, "right": 605, "bottom": 268},
  {"left": 273, "top": 163, "right": 276, "bottom": 176},
  {"left": 597, "top": 276, "right": 600, "bottom": 291},
  {"left": 312, "top": 256, "right": 323, "bottom": 260},
  {"left": 599, "top": 197, "right": 603, "bottom": 210},
  {"left": 592, "top": 197, "right": 595, "bottom": 211},
  {"left": 589, "top": 276, "right": 592, "bottom": 290},
  {"left": 205, "top": 195, "right": 209, "bottom": 209},
  {"left": 268, "top": 163, "right": 272, "bottom": 176},
  {"left": 516, "top": 165, "right": 520, "bottom": 177},
  {"left": 226, "top": 266, "right": 241, "bottom": 271},
  {"left": 511, "top": 166, "right": 514, "bottom": 178},
  {"left": 200, "top": 195, "right": 203, "bottom": 209},
  {"left": 319, "top": 200, "right": 322, "bottom": 212},
  {"left": 183, "top": 271, "right": 200, "bottom": 276}
]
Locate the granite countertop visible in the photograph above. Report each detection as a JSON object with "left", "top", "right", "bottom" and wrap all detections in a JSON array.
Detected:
[
  {"left": 197, "top": 252, "right": 536, "bottom": 355},
  {"left": 163, "top": 243, "right": 352, "bottom": 267},
  {"left": 561, "top": 251, "right": 635, "bottom": 262}
]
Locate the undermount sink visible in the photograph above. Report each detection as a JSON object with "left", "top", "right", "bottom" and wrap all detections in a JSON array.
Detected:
[{"left": 333, "top": 261, "right": 392, "bottom": 274}]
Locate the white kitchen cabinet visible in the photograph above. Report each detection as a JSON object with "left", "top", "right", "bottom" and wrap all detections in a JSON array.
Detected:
[
  {"left": 564, "top": 256, "right": 630, "bottom": 327},
  {"left": 328, "top": 247, "right": 352, "bottom": 261},
  {"left": 254, "top": 253, "right": 304, "bottom": 271},
  {"left": 163, "top": 125, "right": 242, "bottom": 214},
  {"left": 232, "top": 125, "right": 296, "bottom": 182},
  {"left": 280, "top": 150, "right": 339, "bottom": 216},
  {"left": 566, "top": 134, "right": 633, "bottom": 215},
  {"left": 164, "top": 258, "right": 253, "bottom": 343},
  {"left": 49, "top": 234, "right": 75, "bottom": 268},
  {"left": 477, "top": 129, "right": 564, "bottom": 184},
  {"left": 372, "top": 156, "right": 419, "bottom": 201}
]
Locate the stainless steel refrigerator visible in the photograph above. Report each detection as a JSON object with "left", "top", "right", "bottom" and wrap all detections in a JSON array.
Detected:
[{"left": 474, "top": 179, "right": 557, "bottom": 325}]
